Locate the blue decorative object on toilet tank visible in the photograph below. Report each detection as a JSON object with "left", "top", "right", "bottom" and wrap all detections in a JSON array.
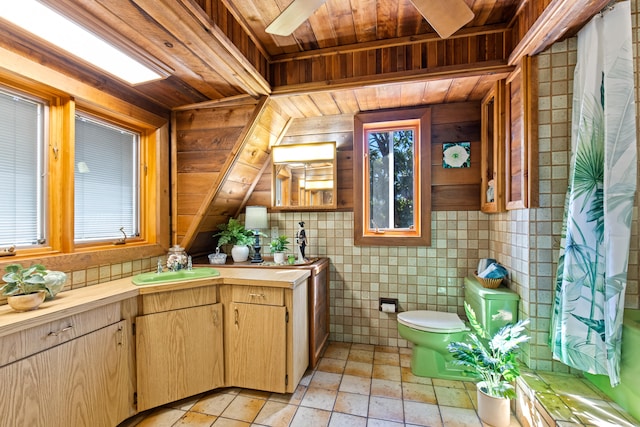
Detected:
[{"left": 478, "top": 262, "right": 508, "bottom": 279}]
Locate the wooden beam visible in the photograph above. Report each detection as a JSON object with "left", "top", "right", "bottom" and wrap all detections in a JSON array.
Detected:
[
  {"left": 131, "top": 0, "right": 271, "bottom": 97},
  {"left": 509, "top": 0, "right": 611, "bottom": 65},
  {"left": 271, "top": 61, "right": 515, "bottom": 97},
  {"left": 270, "top": 24, "right": 510, "bottom": 64}
]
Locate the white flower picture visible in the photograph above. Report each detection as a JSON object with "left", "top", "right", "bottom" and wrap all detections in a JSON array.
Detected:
[{"left": 442, "top": 142, "right": 470, "bottom": 168}]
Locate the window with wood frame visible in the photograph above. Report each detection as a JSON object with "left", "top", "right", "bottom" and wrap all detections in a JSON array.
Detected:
[
  {"left": 354, "top": 107, "right": 431, "bottom": 246},
  {"left": 0, "top": 78, "right": 163, "bottom": 258}
]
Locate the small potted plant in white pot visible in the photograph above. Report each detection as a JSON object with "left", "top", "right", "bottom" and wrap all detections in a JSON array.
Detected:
[
  {"left": 269, "top": 235, "right": 290, "bottom": 264},
  {"left": 447, "top": 302, "right": 529, "bottom": 427},
  {"left": 1, "top": 264, "right": 66, "bottom": 311},
  {"left": 213, "top": 218, "right": 256, "bottom": 262}
]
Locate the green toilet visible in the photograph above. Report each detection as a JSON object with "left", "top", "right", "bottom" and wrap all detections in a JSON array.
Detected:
[{"left": 397, "top": 276, "right": 519, "bottom": 380}]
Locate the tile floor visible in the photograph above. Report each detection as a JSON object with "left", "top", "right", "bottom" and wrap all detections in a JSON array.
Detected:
[{"left": 120, "top": 342, "right": 521, "bottom": 427}]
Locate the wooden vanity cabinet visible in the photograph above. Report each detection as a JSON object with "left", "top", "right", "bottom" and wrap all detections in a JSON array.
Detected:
[
  {"left": 222, "top": 280, "right": 308, "bottom": 394},
  {"left": 0, "top": 303, "right": 132, "bottom": 427},
  {"left": 135, "top": 285, "right": 224, "bottom": 411},
  {"left": 212, "top": 257, "right": 330, "bottom": 368}
]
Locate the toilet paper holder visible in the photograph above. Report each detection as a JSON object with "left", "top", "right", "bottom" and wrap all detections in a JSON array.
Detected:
[{"left": 379, "top": 297, "right": 398, "bottom": 313}]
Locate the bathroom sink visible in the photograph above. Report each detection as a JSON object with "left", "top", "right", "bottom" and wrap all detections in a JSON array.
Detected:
[{"left": 132, "top": 267, "right": 220, "bottom": 286}]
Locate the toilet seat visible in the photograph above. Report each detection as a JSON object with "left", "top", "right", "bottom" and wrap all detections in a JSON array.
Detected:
[{"left": 397, "top": 310, "right": 469, "bottom": 333}]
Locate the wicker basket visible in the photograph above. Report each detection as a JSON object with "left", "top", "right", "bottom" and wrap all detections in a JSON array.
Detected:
[{"left": 474, "top": 273, "right": 503, "bottom": 289}]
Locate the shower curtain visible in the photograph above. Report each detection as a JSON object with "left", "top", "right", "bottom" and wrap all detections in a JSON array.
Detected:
[{"left": 550, "top": 1, "right": 637, "bottom": 387}]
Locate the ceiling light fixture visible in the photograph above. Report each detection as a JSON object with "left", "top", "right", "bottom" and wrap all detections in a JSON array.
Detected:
[{"left": 0, "top": 0, "right": 169, "bottom": 85}]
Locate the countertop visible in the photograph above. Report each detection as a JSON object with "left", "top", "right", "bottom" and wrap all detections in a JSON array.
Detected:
[{"left": 0, "top": 266, "right": 310, "bottom": 338}]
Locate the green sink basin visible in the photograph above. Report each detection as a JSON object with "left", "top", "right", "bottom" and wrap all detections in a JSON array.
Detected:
[{"left": 132, "top": 267, "right": 220, "bottom": 286}]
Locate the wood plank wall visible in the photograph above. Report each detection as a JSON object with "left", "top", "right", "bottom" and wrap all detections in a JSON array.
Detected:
[
  {"left": 173, "top": 98, "right": 290, "bottom": 256},
  {"left": 270, "top": 32, "right": 510, "bottom": 89},
  {"left": 247, "top": 101, "right": 481, "bottom": 211}
]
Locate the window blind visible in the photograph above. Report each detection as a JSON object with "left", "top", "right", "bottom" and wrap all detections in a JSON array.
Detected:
[
  {"left": 0, "top": 88, "right": 45, "bottom": 246},
  {"left": 74, "top": 114, "right": 139, "bottom": 242}
]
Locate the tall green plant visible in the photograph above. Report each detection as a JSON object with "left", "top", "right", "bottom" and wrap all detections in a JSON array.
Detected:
[{"left": 448, "top": 302, "right": 530, "bottom": 399}]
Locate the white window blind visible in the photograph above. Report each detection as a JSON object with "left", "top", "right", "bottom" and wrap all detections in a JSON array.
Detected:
[
  {"left": 74, "top": 114, "right": 139, "bottom": 242},
  {"left": 0, "top": 88, "right": 46, "bottom": 246}
]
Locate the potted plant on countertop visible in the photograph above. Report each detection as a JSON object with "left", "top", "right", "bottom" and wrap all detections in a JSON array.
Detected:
[
  {"left": 1, "top": 264, "right": 67, "bottom": 311},
  {"left": 447, "top": 302, "right": 530, "bottom": 427},
  {"left": 269, "top": 235, "right": 290, "bottom": 264},
  {"left": 213, "top": 218, "right": 256, "bottom": 263}
]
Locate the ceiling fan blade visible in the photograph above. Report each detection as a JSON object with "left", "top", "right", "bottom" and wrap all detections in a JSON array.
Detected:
[
  {"left": 410, "top": 0, "right": 474, "bottom": 39},
  {"left": 265, "top": 0, "right": 328, "bottom": 36}
]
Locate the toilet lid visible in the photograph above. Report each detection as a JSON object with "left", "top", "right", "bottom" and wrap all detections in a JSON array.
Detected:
[{"left": 397, "top": 310, "right": 469, "bottom": 333}]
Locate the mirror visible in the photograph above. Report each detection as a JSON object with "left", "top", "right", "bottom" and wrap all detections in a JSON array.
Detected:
[{"left": 271, "top": 142, "right": 337, "bottom": 210}]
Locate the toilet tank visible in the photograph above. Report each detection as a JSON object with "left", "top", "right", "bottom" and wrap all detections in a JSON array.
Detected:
[{"left": 463, "top": 276, "right": 519, "bottom": 336}]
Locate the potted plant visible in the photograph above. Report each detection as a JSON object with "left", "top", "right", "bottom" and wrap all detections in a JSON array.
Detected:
[
  {"left": 213, "top": 218, "right": 255, "bottom": 262},
  {"left": 447, "top": 302, "right": 530, "bottom": 427},
  {"left": 269, "top": 235, "right": 290, "bottom": 264},
  {"left": 1, "top": 264, "right": 66, "bottom": 311}
]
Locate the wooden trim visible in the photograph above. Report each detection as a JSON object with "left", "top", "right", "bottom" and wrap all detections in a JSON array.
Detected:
[
  {"left": 480, "top": 80, "right": 506, "bottom": 213},
  {"left": 505, "top": 56, "right": 537, "bottom": 210},
  {"left": 0, "top": 46, "right": 167, "bottom": 128},
  {"left": 353, "top": 107, "right": 431, "bottom": 246}
]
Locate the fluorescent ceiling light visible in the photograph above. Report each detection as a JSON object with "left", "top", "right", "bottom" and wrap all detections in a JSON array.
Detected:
[
  {"left": 272, "top": 142, "right": 335, "bottom": 163},
  {"left": 0, "top": 0, "right": 166, "bottom": 85}
]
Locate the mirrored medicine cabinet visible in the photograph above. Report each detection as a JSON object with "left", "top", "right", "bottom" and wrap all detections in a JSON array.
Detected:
[{"left": 271, "top": 142, "right": 337, "bottom": 210}]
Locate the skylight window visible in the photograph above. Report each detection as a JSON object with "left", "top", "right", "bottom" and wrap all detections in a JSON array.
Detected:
[{"left": 0, "top": 0, "right": 167, "bottom": 85}]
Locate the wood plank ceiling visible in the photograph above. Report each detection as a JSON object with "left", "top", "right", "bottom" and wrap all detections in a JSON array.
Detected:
[
  {"left": 0, "top": 0, "right": 614, "bottom": 254},
  {"left": 0, "top": 0, "right": 613, "bottom": 117}
]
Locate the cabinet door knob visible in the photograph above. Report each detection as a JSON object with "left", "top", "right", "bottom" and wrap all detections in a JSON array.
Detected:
[{"left": 234, "top": 308, "right": 239, "bottom": 326}]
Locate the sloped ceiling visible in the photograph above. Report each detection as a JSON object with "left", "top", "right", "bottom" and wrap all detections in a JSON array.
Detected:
[{"left": 0, "top": 0, "right": 613, "bottom": 253}]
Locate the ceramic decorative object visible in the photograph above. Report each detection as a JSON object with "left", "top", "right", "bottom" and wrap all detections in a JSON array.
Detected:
[
  {"left": 7, "top": 290, "right": 46, "bottom": 311},
  {"left": 273, "top": 252, "right": 286, "bottom": 264},
  {"left": 43, "top": 270, "right": 67, "bottom": 300},
  {"left": 231, "top": 245, "right": 249, "bottom": 262},
  {"left": 477, "top": 381, "right": 510, "bottom": 427}
]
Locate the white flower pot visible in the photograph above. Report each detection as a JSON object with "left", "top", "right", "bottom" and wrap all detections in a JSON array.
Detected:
[
  {"left": 476, "top": 382, "right": 511, "bottom": 427},
  {"left": 273, "top": 252, "right": 285, "bottom": 264},
  {"left": 231, "top": 245, "right": 249, "bottom": 262}
]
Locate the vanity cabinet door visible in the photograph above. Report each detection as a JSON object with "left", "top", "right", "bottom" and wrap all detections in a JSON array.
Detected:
[
  {"left": 227, "top": 301, "right": 287, "bottom": 392},
  {"left": 136, "top": 303, "right": 224, "bottom": 411},
  {"left": 0, "top": 320, "right": 130, "bottom": 427},
  {"left": 309, "top": 259, "right": 330, "bottom": 368}
]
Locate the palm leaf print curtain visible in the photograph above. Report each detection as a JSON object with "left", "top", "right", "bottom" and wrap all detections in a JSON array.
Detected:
[{"left": 550, "top": 1, "right": 637, "bottom": 387}]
